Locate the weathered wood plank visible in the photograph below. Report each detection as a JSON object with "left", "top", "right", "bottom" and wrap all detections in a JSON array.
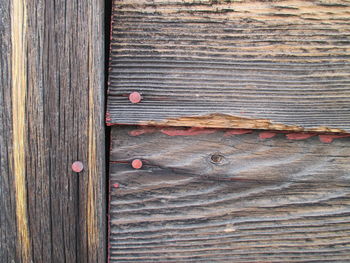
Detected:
[
  {"left": 0, "top": 0, "right": 106, "bottom": 262},
  {"left": 109, "top": 126, "right": 350, "bottom": 262},
  {"left": 107, "top": 0, "right": 350, "bottom": 133},
  {"left": 0, "top": 1, "right": 18, "bottom": 262}
]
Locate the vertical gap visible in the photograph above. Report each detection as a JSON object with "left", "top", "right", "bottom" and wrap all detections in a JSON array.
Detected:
[{"left": 104, "top": 0, "right": 113, "bottom": 261}]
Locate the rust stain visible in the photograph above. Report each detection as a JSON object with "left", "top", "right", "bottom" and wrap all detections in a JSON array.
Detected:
[
  {"left": 128, "top": 126, "right": 158, "bottom": 136},
  {"left": 319, "top": 134, "right": 350, "bottom": 143},
  {"left": 11, "top": 0, "right": 31, "bottom": 261},
  {"left": 126, "top": 125, "right": 350, "bottom": 143},
  {"left": 105, "top": 112, "right": 111, "bottom": 122},
  {"left": 259, "top": 131, "right": 277, "bottom": 139},
  {"left": 286, "top": 133, "right": 316, "bottom": 140},
  {"left": 141, "top": 113, "right": 348, "bottom": 134},
  {"left": 160, "top": 127, "right": 217, "bottom": 136},
  {"left": 224, "top": 129, "right": 253, "bottom": 136}
]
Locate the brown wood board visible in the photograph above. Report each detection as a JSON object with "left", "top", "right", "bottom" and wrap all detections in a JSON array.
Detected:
[
  {"left": 107, "top": 0, "right": 350, "bottom": 133},
  {"left": 109, "top": 126, "right": 350, "bottom": 262},
  {"left": 0, "top": 0, "right": 106, "bottom": 262}
]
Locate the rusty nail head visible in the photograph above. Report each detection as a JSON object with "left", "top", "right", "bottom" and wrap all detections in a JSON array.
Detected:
[
  {"left": 129, "top": 92, "right": 142, "bottom": 104},
  {"left": 72, "top": 161, "right": 84, "bottom": 173},
  {"left": 131, "top": 159, "right": 143, "bottom": 169}
]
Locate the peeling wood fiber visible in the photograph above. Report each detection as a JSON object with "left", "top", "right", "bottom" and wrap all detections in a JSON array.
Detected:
[
  {"left": 107, "top": 0, "right": 350, "bottom": 132},
  {"left": 141, "top": 113, "right": 349, "bottom": 133}
]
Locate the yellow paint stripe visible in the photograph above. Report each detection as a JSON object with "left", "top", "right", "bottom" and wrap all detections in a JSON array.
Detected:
[
  {"left": 88, "top": 86, "right": 98, "bottom": 257},
  {"left": 11, "top": 0, "right": 31, "bottom": 261},
  {"left": 87, "top": 8, "right": 99, "bottom": 257}
]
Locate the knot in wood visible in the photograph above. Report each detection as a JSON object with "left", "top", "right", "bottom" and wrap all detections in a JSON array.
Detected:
[{"left": 210, "top": 154, "right": 224, "bottom": 164}]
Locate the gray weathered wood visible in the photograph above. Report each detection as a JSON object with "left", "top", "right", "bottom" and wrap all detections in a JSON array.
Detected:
[
  {"left": 107, "top": 0, "right": 350, "bottom": 133},
  {"left": 0, "top": 0, "right": 106, "bottom": 262},
  {"left": 109, "top": 126, "right": 350, "bottom": 262},
  {"left": 0, "top": 0, "right": 18, "bottom": 262}
]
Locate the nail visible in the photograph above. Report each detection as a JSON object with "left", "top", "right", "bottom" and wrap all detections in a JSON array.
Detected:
[
  {"left": 131, "top": 159, "right": 143, "bottom": 169},
  {"left": 72, "top": 161, "right": 84, "bottom": 173},
  {"left": 129, "top": 92, "right": 142, "bottom": 104}
]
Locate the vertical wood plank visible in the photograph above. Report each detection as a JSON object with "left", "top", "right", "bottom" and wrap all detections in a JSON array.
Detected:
[
  {"left": 0, "top": 0, "right": 106, "bottom": 262},
  {"left": 0, "top": 0, "right": 19, "bottom": 262}
]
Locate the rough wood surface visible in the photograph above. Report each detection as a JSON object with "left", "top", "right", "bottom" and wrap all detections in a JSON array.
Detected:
[
  {"left": 109, "top": 126, "right": 350, "bottom": 262},
  {"left": 0, "top": 1, "right": 18, "bottom": 262},
  {"left": 107, "top": 0, "right": 350, "bottom": 132},
  {"left": 0, "top": 0, "right": 106, "bottom": 262}
]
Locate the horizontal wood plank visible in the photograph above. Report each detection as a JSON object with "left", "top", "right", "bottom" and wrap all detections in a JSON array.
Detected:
[
  {"left": 107, "top": 0, "right": 350, "bottom": 132},
  {"left": 109, "top": 126, "right": 350, "bottom": 262}
]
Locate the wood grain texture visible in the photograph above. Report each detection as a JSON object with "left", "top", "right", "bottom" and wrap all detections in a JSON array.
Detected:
[
  {"left": 107, "top": 0, "right": 350, "bottom": 132},
  {"left": 0, "top": 0, "right": 106, "bottom": 262},
  {"left": 109, "top": 126, "right": 350, "bottom": 262},
  {"left": 0, "top": 0, "right": 18, "bottom": 262},
  {"left": 11, "top": 0, "right": 31, "bottom": 261}
]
